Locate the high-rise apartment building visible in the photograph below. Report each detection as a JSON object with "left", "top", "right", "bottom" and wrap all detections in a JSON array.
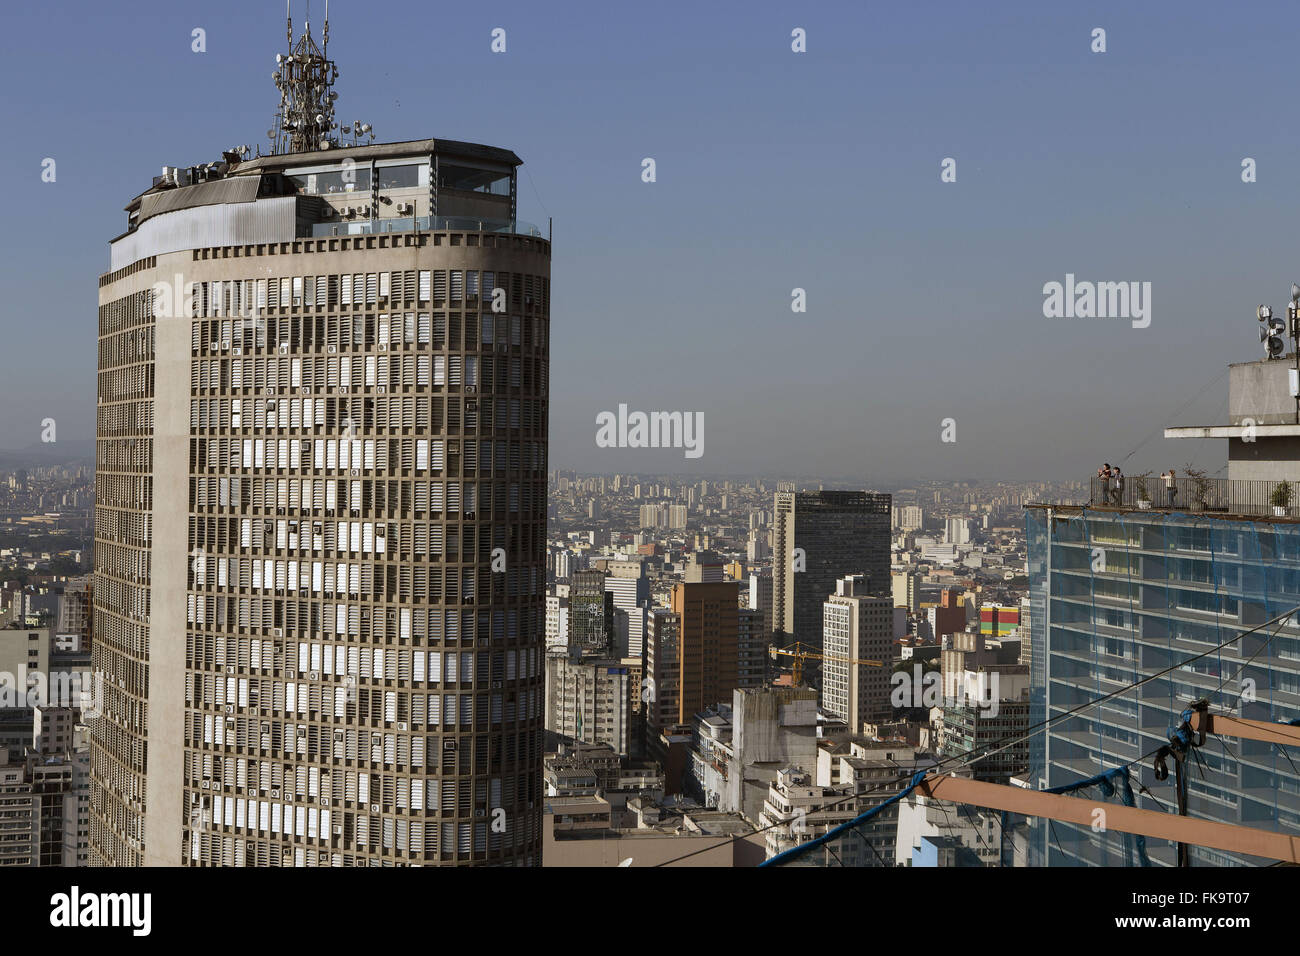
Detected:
[
  {"left": 891, "top": 569, "right": 918, "bottom": 614},
  {"left": 645, "top": 608, "right": 681, "bottom": 733},
  {"left": 568, "top": 570, "right": 613, "bottom": 657},
  {"left": 943, "top": 516, "right": 973, "bottom": 545},
  {"left": 670, "top": 580, "right": 740, "bottom": 726},
  {"left": 604, "top": 565, "right": 649, "bottom": 659},
  {"left": 91, "top": 17, "right": 549, "bottom": 866},
  {"left": 543, "top": 652, "right": 631, "bottom": 757},
  {"left": 771, "top": 490, "right": 890, "bottom": 652},
  {"left": 667, "top": 504, "right": 688, "bottom": 530},
  {"left": 898, "top": 505, "right": 924, "bottom": 531},
  {"left": 1028, "top": 355, "right": 1300, "bottom": 866},
  {"left": 737, "top": 607, "right": 768, "bottom": 691},
  {"left": 0, "top": 709, "right": 89, "bottom": 867},
  {"left": 821, "top": 575, "right": 894, "bottom": 733}
]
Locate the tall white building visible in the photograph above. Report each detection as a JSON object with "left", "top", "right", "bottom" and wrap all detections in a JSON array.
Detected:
[
  {"left": 545, "top": 588, "right": 570, "bottom": 651},
  {"left": 604, "top": 568, "right": 650, "bottom": 659},
  {"left": 821, "top": 575, "right": 894, "bottom": 733},
  {"left": 668, "top": 504, "right": 688, "bottom": 530},
  {"left": 944, "top": 516, "right": 973, "bottom": 545}
]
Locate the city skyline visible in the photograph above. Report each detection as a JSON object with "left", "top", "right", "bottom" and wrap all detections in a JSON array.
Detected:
[{"left": 2, "top": 0, "right": 1298, "bottom": 908}]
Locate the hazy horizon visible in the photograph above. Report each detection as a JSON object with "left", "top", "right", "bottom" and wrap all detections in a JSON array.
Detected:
[{"left": 5, "top": 0, "right": 1286, "bottom": 483}]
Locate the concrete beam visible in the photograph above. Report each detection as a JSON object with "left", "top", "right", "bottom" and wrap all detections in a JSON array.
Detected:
[{"left": 918, "top": 774, "right": 1300, "bottom": 863}]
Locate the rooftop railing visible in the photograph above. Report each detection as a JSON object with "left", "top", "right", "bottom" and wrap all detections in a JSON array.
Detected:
[
  {"left": 1087, "top": 475, "right": 1299, "bottom": 518},
  {"left": 307, "top": 215, "right": 542, "bottom": 238}
]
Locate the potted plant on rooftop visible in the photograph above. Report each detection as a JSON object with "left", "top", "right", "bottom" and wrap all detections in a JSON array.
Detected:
[
  {"left": 1185, "top": 465, "right": 1211, "bottom": 512},
  {"left": 1271, "top": 480, "right": 1292, "bottom": 517},
  {"left": 1134, "top": 473, "right": 1152, "bottom": 509}
]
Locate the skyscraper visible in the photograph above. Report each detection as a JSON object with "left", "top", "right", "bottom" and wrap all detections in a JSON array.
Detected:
[
  {"left": 603, "top": 564, "right": 649, "bottom": 659},
  {"left": 91, "top": 15, "right": 549, "bottom": 866},
  {"left": 771, "top": 490, "right": 890, "bottom": 652},
  {"left": 670, "top": 579, "right": 740, "bottom": 727},
  {"left": 1027, "top": 354, "right": 1300, "bottom": 866},
  {"left": 821, "top": 574, "right": 894, "bottom": 733},
  {"left": 568, "top": 570, "right": 613, "bottom": 656}
]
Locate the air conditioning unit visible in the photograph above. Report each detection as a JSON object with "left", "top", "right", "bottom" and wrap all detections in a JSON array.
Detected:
[
  {"left": 225, "top": 665, "right": 234, "bottom": 674},
  {"left": 209, "top": 340, "right": 220, "bottom": 351},
  {"left": 334, "top": 730, "right": 344, "bottom": 742},
  {"left": 396, "top": 722, "right": 407, "bottom": 731},
  {"left": 270, "top": 789, "right": 280, "bottom": 799},
  {"left": 233, "top": 347, "right": 242, "bottom": 355},
  {"left": 370, "top": 804, "right": 380, "bottom": 813},
  {"left": 300, "top": 386, "right": 310, "bottom": 395},
  {"left": 308, "top": 671, "right": 319, "bottom": 681},
  {"left": 377, "top": 385, "right": 386, "bottom": 393},
  {"left": 338, "top": 385, "right": 349, "bottom": 394},
  {"left": 279, "top": 345, "right": 289, "bottom": 354},
  {"left": 273, "top": 628, "right": 283, "bottom": 638},
  {"left": 377, "top": 343, "right": 387, "bottom": 351},
  {"left": 333, "top": 824, "right": 343, "bottom": 836},
  {"left": 264, "top": 386, "right": 275, "bottom": 395},
  {"left": 327, "top": 345, "right": 336, "bottom": 354},
  {"left": 224, "top": 704, "right": 234, "bottom": 714},
  {"left": 465, "top": 385, "right": 476, "bottom": 394},
  {"left": 201, "top": 780, "right": 210, "bottom": 789}
]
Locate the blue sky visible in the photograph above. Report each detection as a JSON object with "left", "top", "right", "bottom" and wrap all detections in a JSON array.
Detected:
[{"left": 1, "top": 0, "right": 1297, "bottom": 482}]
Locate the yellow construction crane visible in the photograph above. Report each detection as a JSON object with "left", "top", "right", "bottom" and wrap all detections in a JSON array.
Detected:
[{"left": 769, "top": 641, "right": 883, "bottom": 687}]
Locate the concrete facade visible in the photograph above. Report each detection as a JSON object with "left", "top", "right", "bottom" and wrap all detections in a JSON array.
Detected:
[{"left": 92, "top": 139, "right": 550, "bottom": 866}]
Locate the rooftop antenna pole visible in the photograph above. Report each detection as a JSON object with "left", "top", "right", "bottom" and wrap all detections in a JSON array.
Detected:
[
  {"left": 286, "top": 0, "right": 292, "bottom": 47},
  {"left": 324, "top": 0, "right": 329, "bottom": 56}
]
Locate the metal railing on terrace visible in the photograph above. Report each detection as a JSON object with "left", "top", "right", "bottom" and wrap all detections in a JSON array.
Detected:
[
  {"left": 1086, "top": 475, "right": 1300, "bottom": 518},
  {"left": 307, "top": 215, "right": 543, "bottom": 238}
]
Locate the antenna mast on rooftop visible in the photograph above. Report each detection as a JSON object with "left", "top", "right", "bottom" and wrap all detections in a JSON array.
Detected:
[{"left": 269, "top": 1, "right": 344, "bottom": 155}]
